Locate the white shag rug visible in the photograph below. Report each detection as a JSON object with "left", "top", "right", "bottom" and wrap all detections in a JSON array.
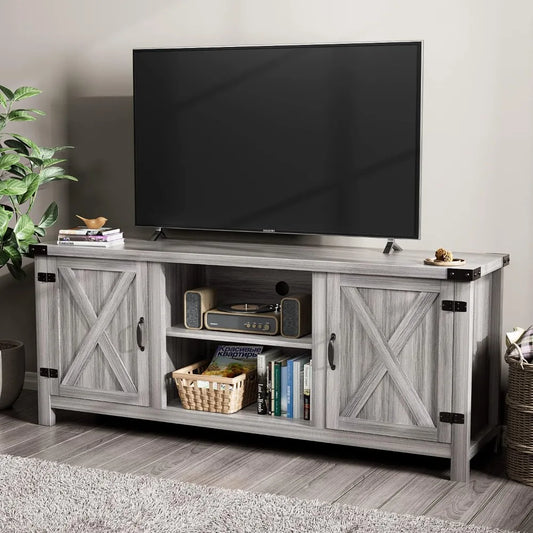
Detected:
[{"left": 0, "top": 454, "right": 513, "bottom": 532}]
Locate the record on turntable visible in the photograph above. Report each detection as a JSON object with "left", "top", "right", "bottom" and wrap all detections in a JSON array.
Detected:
[{"left": 217, "top": 302, "right": 277, "bottom": 314}]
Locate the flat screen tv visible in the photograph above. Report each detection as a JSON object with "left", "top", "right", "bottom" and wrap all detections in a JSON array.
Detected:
[{"left": 133, "top": 42, "right": 422, "bottom": 239}]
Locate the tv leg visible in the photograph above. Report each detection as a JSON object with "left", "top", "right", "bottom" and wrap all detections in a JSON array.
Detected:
[
  {"left": 383, "top": 239, "right": 403, "bottom": 254},
  {"left": 151, "top": 227, "right": 167, "bottom": 241}
]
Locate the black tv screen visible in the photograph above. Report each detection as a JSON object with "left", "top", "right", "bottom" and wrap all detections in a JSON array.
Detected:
[{"left": 134, "top": 42, "right": 422, "bottom": 238}]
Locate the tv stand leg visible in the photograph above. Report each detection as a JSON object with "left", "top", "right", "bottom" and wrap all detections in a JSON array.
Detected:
[
  {"left": 151, "top": 227, "right": 167, "bottom": 241},
  {"left": 383, "top": 239, "right": 403, "bottom": 254}
]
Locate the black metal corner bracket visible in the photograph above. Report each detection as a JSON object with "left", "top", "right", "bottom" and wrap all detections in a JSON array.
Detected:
[
  {"left": 447, "top": 267, "right": 481, "bottom": 282},
  {"left": 29, "top": 244, "right": 48, "bottom": 257}
]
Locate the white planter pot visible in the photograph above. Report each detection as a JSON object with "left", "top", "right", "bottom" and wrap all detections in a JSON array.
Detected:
[{"left": 0, "top": 340, "right": 25, "bottom": 409}]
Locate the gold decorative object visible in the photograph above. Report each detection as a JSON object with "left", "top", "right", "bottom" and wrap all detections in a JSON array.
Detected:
[
  {"left": 76, "top": 215, "right": 108, "bottom": 229},
  {"left": 435, "top": 247, "right": 454, "bottom": 262}
]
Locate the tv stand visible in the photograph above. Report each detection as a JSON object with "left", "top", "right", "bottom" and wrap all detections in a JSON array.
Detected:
[
  {"left": 383, "top": 238, "right": 403, "bottom": 254},
  {"left": 32, "top": 239, "right": 508, "bottom": 482},
  {"left": 150, "top": 227, "right": 168, "bottom": 241}
]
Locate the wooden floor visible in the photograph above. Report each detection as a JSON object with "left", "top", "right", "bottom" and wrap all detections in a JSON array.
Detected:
[{"left": 2, "top": 390, "right": 532, "bottom": 532}]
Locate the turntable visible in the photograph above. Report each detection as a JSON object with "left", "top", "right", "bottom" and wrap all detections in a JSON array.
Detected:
[{"left": 204, "top": 302, "right": 280, "bottom": 335}]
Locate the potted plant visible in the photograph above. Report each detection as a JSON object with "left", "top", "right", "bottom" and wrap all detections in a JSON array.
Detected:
[{"left": 0, "top": 84, "right": 77, "bottom": 408}]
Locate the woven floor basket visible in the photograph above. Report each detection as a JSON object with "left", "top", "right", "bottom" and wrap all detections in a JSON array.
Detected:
[
  {"left": 505, "top": 353, "right": 533, "bottom": 486},
  {"left": 172, "top": 359, "right": 257, "bottom": 414}
]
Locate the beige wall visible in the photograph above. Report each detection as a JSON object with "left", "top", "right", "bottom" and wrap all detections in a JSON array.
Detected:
[{"left": 2, "top": 0, "right": 533, "bottom": 370}]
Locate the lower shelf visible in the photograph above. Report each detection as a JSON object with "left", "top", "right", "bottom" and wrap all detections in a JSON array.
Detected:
[
  {"left": 166, "top": 398, "right": 312, "bottom": 428},
  {"left": 48, "top": 395, "right": 452, "bottom": 459}
]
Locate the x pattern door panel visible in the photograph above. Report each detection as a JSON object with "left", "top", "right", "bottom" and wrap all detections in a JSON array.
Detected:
[
  {"left": 54, "top": 259, "right": 148, "bottom": 406},
  {"left": 327, "top": 275, "right": 454, "bottom": 443}
]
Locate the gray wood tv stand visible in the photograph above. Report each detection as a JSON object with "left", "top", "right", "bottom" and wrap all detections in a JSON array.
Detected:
[{"left": 33, "top": 239, "right": 509, "bottom": 482}]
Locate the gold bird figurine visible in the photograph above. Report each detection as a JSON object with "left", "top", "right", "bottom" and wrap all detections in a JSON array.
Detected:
[{"left": 76, "top": 215, "right": 108, "bottom": 229}]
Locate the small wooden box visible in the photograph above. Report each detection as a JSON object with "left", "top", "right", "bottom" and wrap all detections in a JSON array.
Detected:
[{"left": 172, "top": 359, "right": 257, "bottom": 414}]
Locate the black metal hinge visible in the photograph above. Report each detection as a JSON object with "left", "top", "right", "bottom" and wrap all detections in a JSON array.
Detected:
[
  {"left": 40, "top": 368, "right": 58, "bottom": 378},
  {"left": 37, "top": 272, "right": 56, "bottom": 283},
  {"left": 447, "top": 267, "right": 481, "bottom": 282},
  {"left": 440, "top": 412, "right": 465, "bottom": 424},
  {"left": 441, "top": 300, "right": 467, "bottom": 312}
]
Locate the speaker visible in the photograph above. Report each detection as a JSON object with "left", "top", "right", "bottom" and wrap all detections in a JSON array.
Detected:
[
  {"left": 281, "top": 294, "right": 311, "bottom": 338},
  {"left": 184, "top": 287, "right": 216, "bottom": 330}
]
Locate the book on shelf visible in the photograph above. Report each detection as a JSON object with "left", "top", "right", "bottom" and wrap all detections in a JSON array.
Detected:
[
  {"left": 273, "top": 360, "right": 282, "bottom": 416},
  {"left": 303, "top": 360, "right": 312, "bottom": 421},
  {"left": 287, "top": 354, "right": 311, "bottom": 419},
  {"left": 57, "top": 232, "right": 124, "bottom": 243},
  {"left": 197, "top": 344, "right": 262, "bottom": 389},
  {"left": 58, "top": 226, "right": 121, "bottom": 236},
  {"left": 257, "top": 348, "right": 281, "bottom": 415},
  {"left": 56, "top": 239, "right": 124, "bottom": 248}
]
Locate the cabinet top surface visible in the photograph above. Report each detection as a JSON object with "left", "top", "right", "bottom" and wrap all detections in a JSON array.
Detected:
[{"left": 40, "top": 239, "right": 508, "bottom": 279}]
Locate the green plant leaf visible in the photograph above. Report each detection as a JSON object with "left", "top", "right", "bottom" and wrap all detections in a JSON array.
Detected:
[
  {"left": 4, "top": 139, "right": 30, "bottom": 155},
  {"left": 11, "top": 134, "right": 39, "bottom": 152},
  {"left": 14, "top": 213, "right": 34, "bottom": 242},
  {"left": 0, "top": 91, "right": 6, "bottom": 108},
  {"left": 38, "top": 201, "right": 58, "bottom": 228},
  {"left": 13, "top": 87, "right": 41, "bottom": 101},
  {"left": 0, "top": 178, "right": 27, "bottom": 196},
  {"left": 42, "top": 158, "right": 67, "bottom": 168},
  {"left": 7, "top": 262, "right": 25, "bottom": 280},
  {"left": 18, "top": 173, "right": 40, "bottom": 204},
  {"left": 27, "top": 156, "right": 44, "bottom": 166},
  {"left": 0, "top": 153, "right": 20, "bottom": 169},
  {"left": 38, "top": 147, "right": 55, "bottom": 159},
  {"left": 0, "top": 85, "right": 14, "bottom": 101},
  {"left": 39, "top": 166, "right": 63, "bottom": 181},
  {"left": 0, "top": 115, "right": 5, "bottom": 130},
  {"left": 0, "top": 249, "right": 9, "bottom": 267},
  {"left": 0, "top": 206, "right": 13, "bottom": 237},
  {"left": 4, "top": 245, "right": 21, "bottom": 267},
  {"left": 33, "top": 226, "right": 45, "bottom": 237},
  {"left": 7, "top": 110, "right": 36, "bottom": 122},
  {"left": 40, "top": 173, "right": 78, "bottom": 184}
]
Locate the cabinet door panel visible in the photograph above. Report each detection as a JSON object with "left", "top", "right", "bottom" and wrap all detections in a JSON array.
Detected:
[
  {"left": 326, "top": 275, "right": 453, "bottom": 443},
  {"left": 52, "top": 258, "right": 148, "bottom": 406}
]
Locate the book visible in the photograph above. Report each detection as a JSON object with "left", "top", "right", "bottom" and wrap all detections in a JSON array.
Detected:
[
  {"left": 287, "top": 354, "right": 311, "bottom": 419},
  {"left": 58, "top": 226, "right": 121, "bottom": 236},
  {"left": 257, "top": 348, "right": 281, "bottom": 415},
  {"left": 303, "top": 360, "right": 312, "bottom": 421},
  {"left": 280, "top": 358, "right": 289, "bottom": 414},
  {"left": 57, "top": 232, "right": 124, "bottom": 243},
  {"left": 56, "top": 239, "right": 124, "bottom": 248},
  {"left": 273, "top": 360, "right": 282, "bottom": 416},
  {"left": 197, "top": 345, "right": 262, "bottom": 389}
]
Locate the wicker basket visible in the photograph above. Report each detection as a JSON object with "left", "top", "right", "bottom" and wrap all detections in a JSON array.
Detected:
[
  {"left": 505, "top": 353, "right": 533, "bottom": 486},
  {"left": 172, "top": 359, "right": 257, "bottom": 414}
]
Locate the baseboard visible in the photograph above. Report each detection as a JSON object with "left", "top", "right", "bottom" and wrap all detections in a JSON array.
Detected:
[{"left": 24, "top": 371, "right": 38, "bottom": 391}]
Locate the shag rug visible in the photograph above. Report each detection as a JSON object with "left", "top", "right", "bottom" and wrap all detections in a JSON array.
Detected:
[{"left": 0, "top": 454, "right": 513, "bottom": 532}]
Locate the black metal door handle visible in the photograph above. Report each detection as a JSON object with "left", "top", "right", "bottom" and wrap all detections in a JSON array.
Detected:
[
  {"left": 328, "top": 333, "right": 336, "bottom": 370},
  {"left": 137, "top": 317, "right": 145, "bottom": 352}
]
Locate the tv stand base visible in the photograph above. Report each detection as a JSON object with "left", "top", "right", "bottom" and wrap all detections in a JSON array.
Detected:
[
  {"left": 150, "top": 227, "right": 168, "bottom": 241},
  {"left": 383, "top": 238, "right": 403, "bottom": 254}
]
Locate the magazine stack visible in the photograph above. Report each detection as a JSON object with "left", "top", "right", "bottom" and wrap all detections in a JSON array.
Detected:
[{"left": 57, "top": 226, "right": 124, "bottom": 248}]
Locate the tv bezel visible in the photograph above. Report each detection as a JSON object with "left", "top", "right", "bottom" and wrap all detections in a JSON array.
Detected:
[{"left": 133, "top": 41, "right": 423, "bottom": 240}]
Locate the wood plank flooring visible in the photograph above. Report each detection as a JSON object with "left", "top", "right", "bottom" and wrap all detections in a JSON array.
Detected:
[{"left": 1, "top": 390, "right": 532, "bottom": 532}]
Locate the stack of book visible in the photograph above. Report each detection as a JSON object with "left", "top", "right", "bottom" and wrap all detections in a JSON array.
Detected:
[
  {"left": 257, "top": 351, "right": 312, "bottom": 420},
  {"left": 57, "top": 227, "right": 124, "bottom": 248}
]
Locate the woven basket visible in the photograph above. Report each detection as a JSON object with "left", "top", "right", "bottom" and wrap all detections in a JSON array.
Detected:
[
  {"left": 505, "top": 353, "right": 533, "bottom": 486},
  {"left": 172, "top": 359, "right": 257, "bottom": 414}
]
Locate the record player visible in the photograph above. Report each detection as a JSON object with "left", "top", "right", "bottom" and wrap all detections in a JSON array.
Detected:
[{"left": 204, "top": 302, "right": 280, "bottom": 336}]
